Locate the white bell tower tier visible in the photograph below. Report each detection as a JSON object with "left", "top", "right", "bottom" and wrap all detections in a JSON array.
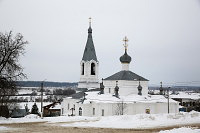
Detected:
[{"left": 78, "top": 18, "right": 99, "bottom": 89}]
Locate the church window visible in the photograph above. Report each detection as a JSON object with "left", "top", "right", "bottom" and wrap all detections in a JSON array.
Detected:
[
  {"left": 82, "top": 63, "right": 84, "bottom": 75},
  {"left": 62, "top": 108, "right": 64, "bottom": 114},
  {"left": 109, "top": 88, "right": 111, "bottom": 93},
  {"left": 93, "top": 108, "right": 95, "bottom": 115},
  {"left": 91, "top": 63, "right": 95, "bottom": 75},
  {"left": 79, "top": 107, "right": 82, "bottom": 116},
  {"left": 102, "top": 109, "right": 104, "bottom": 116}
]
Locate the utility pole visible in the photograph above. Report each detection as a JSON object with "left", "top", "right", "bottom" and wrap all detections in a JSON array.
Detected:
[
  {"left": 41, "top": 81, "right": 44, "bottom": 118},
  {"left": 167, "top": 87, "right": 170, "bottom": 114}
]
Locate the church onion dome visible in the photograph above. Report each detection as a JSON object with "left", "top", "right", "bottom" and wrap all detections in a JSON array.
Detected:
[
  {"left": 120, "top": 50, "right": 132, "bottom": 63},
  {"left": 100, "top": 82, "right": 105, "bottom": 89},
  {"left": 137, "top": 84, "right": 142, "bottom": 90},
  {"left": 88, "top": 26, "right": 92, "bottom": 33},
  {"left": 120, "top": 36, "right": 132, "bottom": 63},
  {"left": 115, "top": 85, "right": 119, "bottom": 91},
  {"left": 115, "top": 81, "right": 119, "bottom": 91}
]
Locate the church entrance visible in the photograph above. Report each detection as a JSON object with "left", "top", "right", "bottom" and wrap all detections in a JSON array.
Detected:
[{"left": 79, "top": 107, "right": 82, "bottom": 116}]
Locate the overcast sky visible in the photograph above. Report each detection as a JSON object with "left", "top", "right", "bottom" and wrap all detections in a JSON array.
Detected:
[{"left": 0, "top": 0, "right": 200, "bottom": 86}]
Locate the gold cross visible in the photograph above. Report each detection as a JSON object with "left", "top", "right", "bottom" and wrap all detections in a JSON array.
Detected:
[
  {"left": 89, "top": 17, "right": 92, "bottom": 27},
  {"left": 123, "top": 36, "right": 128, "bottom": 50}
]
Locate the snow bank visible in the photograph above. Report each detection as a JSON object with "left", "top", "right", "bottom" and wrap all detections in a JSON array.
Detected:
[
  {"left": 0, "top": 114, "right": 45, "bottom": 124},
  {"left": 0, "top": 115, "right": 97, "bottom": 124},
  {"left": 0, "top": 111, "right": 200, "bottom": 129},
  {"left": 62, "top": 111, "right": 200, "bottom": 129},
  {"left": 0, "top": 126, "right": 10, "bottom": 131},
  {"left": 159, "top": 127, "right": 200, "bottom": 133}
]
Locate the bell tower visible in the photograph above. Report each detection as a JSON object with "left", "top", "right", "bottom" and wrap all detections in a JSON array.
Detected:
[{"left": 78, "top": 18, "right": 99, "bottom": 89}]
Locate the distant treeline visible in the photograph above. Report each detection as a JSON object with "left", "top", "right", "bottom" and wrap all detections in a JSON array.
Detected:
[
  {"left": 149, "top": 86, "right": 200, "bottom": 91},
  {"left": 17, "top": 81, "right": 78, "bottom": 88}
]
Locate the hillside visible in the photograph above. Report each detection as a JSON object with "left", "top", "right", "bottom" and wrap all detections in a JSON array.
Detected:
[{"left": 17, "top": 81, "right": 78, "bottom": 88}]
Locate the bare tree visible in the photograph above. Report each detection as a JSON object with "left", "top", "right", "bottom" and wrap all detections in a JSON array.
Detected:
[
  {"left": 0, "top": 31, "right": 28, "bottom": 107},
  {"left": 115, "top": 100, "right": 127, "bottom": 115}
]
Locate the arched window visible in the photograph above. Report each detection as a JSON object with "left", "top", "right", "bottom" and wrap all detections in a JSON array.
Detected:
[
  {"left": 102, "top": 109, "right": 104, "bottom": 116},
  {"left": 109, "top": 88, "right": 111, "bottom": 93},
  {"left": 91, "top": 63, "right": 95, "bottom": 75},
  {"left": 79, "top": 107, "right": 82, "bottom": 116},
  {"left": 82, "top": 63, "right": 84, "bottom": 75}
]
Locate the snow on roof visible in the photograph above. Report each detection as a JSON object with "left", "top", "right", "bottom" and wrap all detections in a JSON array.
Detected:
[
  {"left": 49, "top": 103, "right": 61, "bottom": 110},
  {"left": 170, "top": 92, "right": 200, "bottom": 100},
  {"left": 82, "top": 91, "right": 177, "bottom": 104}
]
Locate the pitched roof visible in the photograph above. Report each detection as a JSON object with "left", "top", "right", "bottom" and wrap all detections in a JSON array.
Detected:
[
  {"left": 104, "top": 70, "right": 148, "bottom": 81},
  {"left": 70, "top": 88, "right": 101, "bottom": 99},
  {"left": 82, "top": 26, "right": 98, "bottom": 61},
  {"left": 70, "top": 91, "right": 86, "bottom": 99}
]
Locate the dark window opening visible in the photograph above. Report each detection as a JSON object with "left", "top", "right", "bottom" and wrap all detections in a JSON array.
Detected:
[
  {"left": 91, "top": 63, "right": 95, "bottom": 75},
  {"left": 102, "top": 109, "right": 104, "bottom": 116},
  {"left": 82, "top": 63, "right": 84, "bottom": 75},
  {"left": 79, "top": 107, "right": 82, "bottom": 116},
  {"left": 93, "top": 108, "right": 95, "bottom": 115}
]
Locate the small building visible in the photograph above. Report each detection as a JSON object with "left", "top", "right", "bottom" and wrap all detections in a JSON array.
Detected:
[
  {"left": 11, "top": 109, "right": 28, "bottom": 118},
  {"left": 43, "top": 102, "right": 61, "bottom": 117},
  {"left": 171, "top": 92, "right": 200, "bottom": 112}
]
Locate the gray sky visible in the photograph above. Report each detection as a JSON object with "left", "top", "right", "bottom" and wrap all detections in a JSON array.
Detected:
[{"left": 0, "top": 0, "right": 200, "bottom": 86}]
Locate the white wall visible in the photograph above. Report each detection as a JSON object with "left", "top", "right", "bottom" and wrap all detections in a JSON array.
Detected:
[
  {"left": 104, "top": 80, "right": 148, "bottom": 96},
  {"left": 61, "top": 97, "right": 179, "bottom": 117},
  {"left": 78, "top": 60, "right": 99, "bottom": 89}
]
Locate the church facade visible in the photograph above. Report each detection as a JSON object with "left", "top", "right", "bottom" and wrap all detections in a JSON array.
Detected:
[
  {"left": 61, "top": 21, "right": 179, "bottom": 117},
  {"left": 77, "top": 21, "right": 99, "bottom": 89}
]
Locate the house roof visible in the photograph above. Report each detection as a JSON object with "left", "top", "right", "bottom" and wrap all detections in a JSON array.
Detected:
[
  {"left": 104, "top": 70, "right": 148, "bottom": 81},
  {"left": 70, "top": 91, "right": 86, "bottom": 99},
  {"left": 82, "top": 26, "right": 98, "bottom": 62},
  {"left": 171, "top": 92, "right": 200, "bottom": 100},
  {"left": 11, "top": 109, "right": 27, "bottom": 118},
  {"left": 43, "top": 102, "right": 61, "bottom": 109},
  {"left": 70, "top": 88, "right": 101, "bottom": 99}
]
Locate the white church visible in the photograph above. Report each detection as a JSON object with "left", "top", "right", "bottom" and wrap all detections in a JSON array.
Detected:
[{"left": 61, "top": 20, "right": 179, "bottom": 116}]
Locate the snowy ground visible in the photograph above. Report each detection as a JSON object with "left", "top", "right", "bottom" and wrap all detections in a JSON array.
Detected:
[
  {"left": 159, "top": 127, "right": 200, "bottom": 133},
  {"left": 0, "top": 111, "right": 200, "bottom": 130},
  {"left": 61, "top": 111, "right": 200, "bottom": 129},
  {"left": 0, "top": 126, "right": 11, "bottom": 131}
]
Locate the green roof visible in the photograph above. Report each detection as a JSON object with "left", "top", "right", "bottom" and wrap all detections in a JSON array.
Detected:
[{"left": 82, "top": 26, "right": 98, "bottom": 61}]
